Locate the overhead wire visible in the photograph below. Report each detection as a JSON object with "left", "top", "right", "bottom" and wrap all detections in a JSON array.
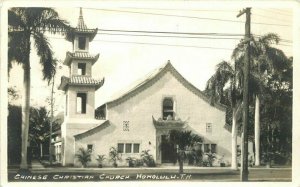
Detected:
[{"left": 85, "top": 8, "right": 292, "bottom": 27}]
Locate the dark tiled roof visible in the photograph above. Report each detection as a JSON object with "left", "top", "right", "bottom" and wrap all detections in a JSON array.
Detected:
[
  {"left": 58, "top": 76, "right": 104, "bottom": 91},
  {"left": 65, "top": 8, "right": 98, "bottom": 42},
  {"left": 70, "top": 76, "right": 103, "bottom": 85},
  {"left": 63, "top": 52, "right": 99, "bottom": 66}
]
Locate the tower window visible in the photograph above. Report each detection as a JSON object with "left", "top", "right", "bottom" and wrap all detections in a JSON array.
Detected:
[
  {"left": 78, "top": 37, "right": 86, "bottom": 50},
  {"left": 78, "top": 63, "right": 86, "bottom": 75},
  {"left": 77, "top": 93, "right": 87, "bottom": 114},
  {"left": 163, "top": 98, "right": 174, "bottom": 120}
]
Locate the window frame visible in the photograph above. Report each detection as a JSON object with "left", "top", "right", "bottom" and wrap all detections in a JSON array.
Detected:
[
  {"left": 162, "top": 97, "right": 174, "bottom": 120},
  {"left": 117, "top": 143, "right": 141, "bottom": 154},
  {"left": 87, "top": 144, "right": 93, "bottom": 152},
  {"left": 76, "top": 92, "right": 87, "bottom": 114},
  {"left": 78, "top": 36, "right": 86, "bottom": 50},
  {"left": 78, "top": 63, "right": 86, "bottom": 75}
]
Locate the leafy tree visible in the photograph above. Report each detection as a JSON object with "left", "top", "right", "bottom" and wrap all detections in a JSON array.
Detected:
[
  {"left": 205, "top": 60, "right": 243, "bottom": 169},
  {"left": 232, "top": 33, "right": 290, "bottom": 166},
  {"left": 8, "top": 8, "right": 69, "bottom": 169},
  {"left": 167, "top": 130, "right": 202, "bottom": 173}
]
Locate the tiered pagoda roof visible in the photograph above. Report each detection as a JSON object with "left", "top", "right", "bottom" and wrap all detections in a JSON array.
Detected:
[
  {"left": 65, "top": 8, "right": 98, "bottom": 42},
  {"left": 63, "top": 51, "right": 100, "bottom": 66},
  {"left": 58, "top": 76, "right": 104, "bottom": 91}
]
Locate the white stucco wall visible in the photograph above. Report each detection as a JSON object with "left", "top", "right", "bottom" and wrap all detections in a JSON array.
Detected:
[{"left": 74, "top": 70, "right": 234, "bottom": 167}]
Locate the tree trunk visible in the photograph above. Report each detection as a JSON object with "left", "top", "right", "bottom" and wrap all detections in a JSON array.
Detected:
[
  {"left": 231, "top": 107, "right": 238, "bottom": 170},
  {"left": 40, "top": 143, "right": 43, "bottom": 158},
  {"left": 254, "top": 95, "right": 260, "bottom": 166},
  {"left": 178, "top": 150, "right": 184, "bottom": 174},
  {"left": 20, "top": 61, "right": 31, "bottom": 169}
]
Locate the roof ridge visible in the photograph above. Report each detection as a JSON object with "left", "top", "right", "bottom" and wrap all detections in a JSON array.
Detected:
[{"left": 103, "top": 61, "right": 226, "bottom": 111}]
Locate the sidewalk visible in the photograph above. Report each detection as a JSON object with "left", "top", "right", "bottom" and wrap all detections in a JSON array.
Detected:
[{"left": 30, "top": 160, "right": 45, "bottom": 169}]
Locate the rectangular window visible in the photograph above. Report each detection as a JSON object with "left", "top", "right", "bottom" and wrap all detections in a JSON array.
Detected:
[
  {"left": 87, "top": 144, "right": 93, "bottom": 152},
  {"left": 78, "top": 37, "right": 86, "bottom": 50},
  {"left": 133, "top": 144, "right": 140, "bottom": 153},
  {"left": 204, "top": 144, "right": 210, "bottom": 153},
  {"left": 76, "top": 93, "right": 87, "bottom": 114},
  {"left": 117, "top": 143, "right": 124, "bottom": 153},
  {"left": 123, "top": 121, "right": 129, "bottom": 131},
  {"left": 78, "top": 63, "right": 86, "bottom": 75},
  {"left": 206, "top": 123, "right": 212, "bottom": 133},
  {"left": 211, "top": 144, "right": 217, "bottom": 153},
  {"left": 125, "top": 143, "right": 132, "bottom": 153}
]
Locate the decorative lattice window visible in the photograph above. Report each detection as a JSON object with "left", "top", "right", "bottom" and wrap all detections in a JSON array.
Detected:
[
  {"left": 123, "top": 121, "right": 129, "bottom": 131},
  {"left": 206, "top": 123, "right": 212, "bottom": 133}
]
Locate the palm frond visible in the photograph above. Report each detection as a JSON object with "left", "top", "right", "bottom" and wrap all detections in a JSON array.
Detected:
[{"left": 33, "top": 32, "right": 57, "bottom": 83}]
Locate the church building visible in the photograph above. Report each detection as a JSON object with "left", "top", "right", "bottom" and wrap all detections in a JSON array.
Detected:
[{"left": 58, "top": 9, "right": 244, "bottom": 167}]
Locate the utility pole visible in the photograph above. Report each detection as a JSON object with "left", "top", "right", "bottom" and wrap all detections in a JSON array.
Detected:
[
  {"left": 237, "top": 7, "right": 251, "bottom": 182},
  {"left": 49, "top": 73, "right": 55, "bottom": 165}
]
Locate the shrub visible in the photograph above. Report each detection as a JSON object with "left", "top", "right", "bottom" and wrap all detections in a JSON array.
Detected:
[
  {"left": 126, "top": 157, "right": 135, "bottom": 167},
  {"left": 75, "top": 148, "right": 91, "bottom": 168},
  {"left": 96, "top": 154, "right": 106, "bottom": 168},
  {"left": 109, "top": 147, "right": 121, "bottom": 167},
  {"left": 141, "top": 150, "right": 156, "bottom": 167},
  {"left": 203, "top": 152, "right": 216, "bottom": 167}
]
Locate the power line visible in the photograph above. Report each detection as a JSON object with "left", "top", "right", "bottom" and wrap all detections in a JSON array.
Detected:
[
  {"left": 97, "top": 39, "right": 235, "bottom": 50},
  {"left": 99, "top": 32, "right": 243, "bottom": 40},
  {"left": 85, "top": 8, "right": 292, "bottom": 27},
  {"left": 98, "top": 29, "right": 244, "bottom": 36},
  {"left": 48, "top": 36, "right": 235, "bottom": 50},
  {"left": 121, "top": 7, "right": 237, "bottom": 13}
]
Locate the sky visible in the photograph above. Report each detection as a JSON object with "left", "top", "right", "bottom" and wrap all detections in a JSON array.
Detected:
[{"left": 8, "top": 5, "right": 293, "bottom": 114}]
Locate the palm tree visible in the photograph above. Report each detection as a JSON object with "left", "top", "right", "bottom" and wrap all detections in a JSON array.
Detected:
[
  {"left": 8, "top": 8, "right": 69, "bottom": 169},
  {"left": 29, "top": 107, "right": 50, "bottom": 158},
  {"left": 168, "top": 130, "right": 202, "bottom": 174},
  {"left": 232, "top": 33, "right": 289, "bottom": 166},
  {"left": 75, "top": 148, "right": 91, "bottom": 168},
  {"left": 205, "top": 60, "right": 243, "bottom": 170}
]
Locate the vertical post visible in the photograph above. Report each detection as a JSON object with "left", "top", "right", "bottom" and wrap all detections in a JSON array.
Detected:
[
  {"left": 49, "top": 74, "right": 55, "bottom": 165},
  {"left": 237, "top": 7, "right": 251, "bottom": 181}
]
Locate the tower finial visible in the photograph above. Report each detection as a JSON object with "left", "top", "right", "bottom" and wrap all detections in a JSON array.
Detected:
[{"left": 77, "top": 7, "right": 87, "bottom": 29}]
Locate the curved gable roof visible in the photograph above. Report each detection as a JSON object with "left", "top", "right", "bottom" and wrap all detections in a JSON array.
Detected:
[{"left": 106, "top": 61, "right": 226, "bottom": 111}]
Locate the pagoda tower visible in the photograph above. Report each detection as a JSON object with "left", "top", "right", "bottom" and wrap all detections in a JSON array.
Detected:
[{"left": 58, "top": 8, "right": 104, "bottom": 166}]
